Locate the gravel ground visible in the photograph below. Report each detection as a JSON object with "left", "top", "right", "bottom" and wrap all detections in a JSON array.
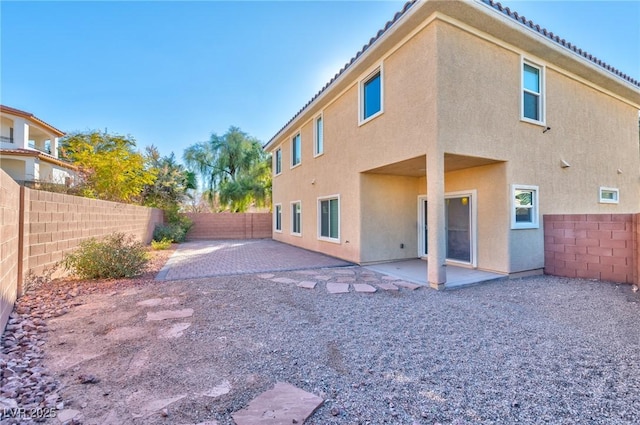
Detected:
[{"left": 2, "top": 254, "right": 640, "bottom": 424}]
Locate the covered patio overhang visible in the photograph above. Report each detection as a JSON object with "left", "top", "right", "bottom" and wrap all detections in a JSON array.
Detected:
[
  {"left": 362, "top": 153, "right": 505, "bottom": 290},
  {"left": 363, "top": 153, "right": 503, "bottom": 176}
]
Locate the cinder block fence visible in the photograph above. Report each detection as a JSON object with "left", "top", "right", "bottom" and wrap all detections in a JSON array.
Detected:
[
  {"left": 544, "top": 214, "right": 639, "bottom": 284},
  {"left": 0, "top": 169, "right": 163, "bottom": 332},
  {"left": 185, "top": 212, "right": 272, "bottom": 240}
]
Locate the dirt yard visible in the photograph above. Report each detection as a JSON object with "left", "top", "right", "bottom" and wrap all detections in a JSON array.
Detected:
[{"left": 2, "top": 246, "right": 640, "bottom": 425}]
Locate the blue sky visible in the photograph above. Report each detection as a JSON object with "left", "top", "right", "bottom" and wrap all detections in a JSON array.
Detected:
[{"left": 1, "top": 1, "right": 638, "bottom": 159}]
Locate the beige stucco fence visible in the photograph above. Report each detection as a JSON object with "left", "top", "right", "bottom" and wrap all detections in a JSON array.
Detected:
[
  {"left": 0, "top": 169, "right": 163, "bottom": 332},
  {"left": 544, "top": 214, "right": 640, "bottom": 285},
  {"left": 185, "top": 212, "right": 272, "bottom": 240}
]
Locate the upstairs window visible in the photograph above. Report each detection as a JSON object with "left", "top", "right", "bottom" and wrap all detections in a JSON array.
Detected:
[
  {"left": 274, "top": 148, "right": 282, "bottom": 175},
  {"left": 291, "top": 133, "right": 301, "bottom": 167},
  {"left": 360, "top": 67, "right": 383, "bottom": 123},
  {"left": 314, "top": 115, "right": 323, "bottom": 156},
  {"left": 522, "top": 60, "right": 544, "bottom": 123}
]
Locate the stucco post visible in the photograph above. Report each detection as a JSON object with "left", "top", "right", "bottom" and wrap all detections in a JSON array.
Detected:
[
  {"left": 51, "top": 137, "right": 59, "bottom": 158},
  {"left": 13, "top": 118, "right": 29, "bottom": 149},
  {"left": 426, "top": 152, "right": 446, "bottom": 289}
]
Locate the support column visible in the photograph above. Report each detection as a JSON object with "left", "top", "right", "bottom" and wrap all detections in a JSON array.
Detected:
[
  {"left": 426, "top": 151, "right": 446, "bottom": 290},
  {"left": 51, "top": 137, "right": 59, "bottom": 158},
  {"left": 13, "top": 118, "right": 29, "bottom": 149}
]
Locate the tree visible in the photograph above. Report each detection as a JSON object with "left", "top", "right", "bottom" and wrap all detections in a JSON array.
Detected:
[
  {"left": 183, "top": 126, "right": 271, "bottom": 212},
  {"left": 60, "top": 131, "right": 156, "bottom": 203},
  {"left": 141, "top": 146, "right": 196, "bottom": 210}
]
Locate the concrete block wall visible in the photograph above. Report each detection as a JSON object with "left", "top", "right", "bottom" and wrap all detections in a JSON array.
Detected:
[
  {"left": 185, "top": 213, "right": 272, "bottom": 240},
  {"left": 23, "top": 187, "right": 164, "bottom": 281},
  {"left": 0, "top": 168, "right": 164, "bottom": 332},
  {"left": 0, "top": 171, "right": 20, "bottom": 332},
  {"left": 544, "top": 214, "right": 638, "bottom": 284}
]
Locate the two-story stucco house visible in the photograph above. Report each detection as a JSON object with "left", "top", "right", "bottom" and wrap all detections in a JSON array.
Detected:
[
  {"left": 265, "top": 0, "right": 640, "bottom": 289},
  {"left": 0, "top": 105, "right": 76, "bottom": 186}
]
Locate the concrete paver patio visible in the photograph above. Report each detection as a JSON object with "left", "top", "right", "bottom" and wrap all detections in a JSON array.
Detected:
[
  {"left": 156, "top": 239, "right": 352, "bottom": 281},
  {"left": 157, "top": 239, "right": 506, "bottom": 290}
]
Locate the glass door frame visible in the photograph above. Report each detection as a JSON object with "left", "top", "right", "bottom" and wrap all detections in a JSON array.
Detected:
[{"left": 417, "top": 189, "right": 477, "bottom": 268}]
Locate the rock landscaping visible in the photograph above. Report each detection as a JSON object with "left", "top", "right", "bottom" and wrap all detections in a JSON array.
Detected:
[{"left": 2, "top": 241, "right": 640, "bottom": 425}]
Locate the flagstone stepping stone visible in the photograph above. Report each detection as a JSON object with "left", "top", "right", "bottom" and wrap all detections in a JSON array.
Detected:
[
  {"left": 146, "top": 309, "right": 194, "bottom": 321},
  {"left": 394, "top": 281, "right": 421, "bottom": 290},
  {"left": 297, "top": 281, "right": 317, "bottom": 289},
  {"left": 232, "top": 382, "right": 323, "bottom": 425},
  {"left": 313, "top": 275, "right": 332, "bottom": 281},
  {"left": 159, "top": 322, "right": 191, "bottom": 339},
  {"left": 294, "top": 270, "right": 317, "bottom": 275},
  {"left": 377, "top": 283, "right": 399, "bottom": 291},
  {"left": 363, "top": 276, "right": 379, "bottom": 282},
  {"left": 353, "top": 283, "right": 377, "bottom": 293},
  {"left": 198, "top": 380, "right": 231, "bottom": 398},
  {"left": 57, "top": 409, "right": 82, "bottom": 423},
  {"left": 382, "top": 275, "right": 401, "bottom": 281},
  {"left": 271, "top": 277, "right": 297, "bottom": 284},
  {"left": 106, "top": 326, "right": 146, "bottom": 341},
  {"left": 129, "top": 393, "right": 187, "bottom": 418},
  {"left": 124, "top": 350, "right": 150, "bottom": 379},
  {"left": 257, "top": 273, "right": 275, "bottom": 279},
  {"left": 326, "top": 283, "right": 350, "bottom": 294},
  {"left": 136, "top": 297, "right": 179, "bottom": 307},
  {"left": 336, "top": 277, "right": 356, "bottom": 283}
]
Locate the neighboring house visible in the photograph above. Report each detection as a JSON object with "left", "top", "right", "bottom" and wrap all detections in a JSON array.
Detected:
[
  {"left": 264, "top": 0, "right": 640, "bottom": 289},
  {"left": 0, "top": 105, "right": 76, "bottom": 185}
]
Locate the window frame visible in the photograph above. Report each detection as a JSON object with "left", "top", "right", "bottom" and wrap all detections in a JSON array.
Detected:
[
  {"left": 274, "top": 147, "right": 282, "bottom": 175},
  {"left": 274, "top": 203, "right": 282, "bottom": 232},
  {"left": 599, "top": 187, "right": 619, "bottom": 204},
  {"left": 291, "top": 132, "right": 301, "bottom": 168},
  {"left": 358, "top": 65, "right": 384, "bottom": 125},
  {"left": 521, "top": 58, "right": 545, "bottom": 126},
  {"left": 511, "top": 184, "right": 539, "bottom": 229},
  {"left": 314, "top": 113, "right": 324, "bottom": 157},
  {"left": 290, "top": 200, "right": 302, "bottom": 236},
  {"left": 317, "top": 195, "right": 340, "bottom": 243}
]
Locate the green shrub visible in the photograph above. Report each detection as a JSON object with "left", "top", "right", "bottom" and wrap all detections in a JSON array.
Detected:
[
  {"left": 153, "top": 223, "right": 186, "bottom": 243},
  {"left": 151, "top": 238, "right": 172, "bottom": 250},
  {"left": 153, "top": 212, "right": 193, "bottom": 243},
  {"left": 62, "top": 233, "right": 148, "bottom": 279}
]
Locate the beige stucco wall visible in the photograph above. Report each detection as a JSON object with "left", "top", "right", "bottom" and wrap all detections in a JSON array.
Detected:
[
  {"left": 271, "top": 25, "right": 439, "bottom": 265},
  {"left": 436, "top": 21, "right": 640, "bottom": 272},
  {"left": 360, "top": 174, "right": 421, "bottom": 263},
  {"left": 268, "top": 12, "right": 639, "bottom": 275}
]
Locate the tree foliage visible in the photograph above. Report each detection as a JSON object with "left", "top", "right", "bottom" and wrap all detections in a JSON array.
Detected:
[
  {"left": 141, "top": 146, "right": 196, "bottom": 210},
  {"left": 60, "top": 131, "right": 156, "bottom": 203},
  {"left": 183, "top": 126, "right": 271, "bottom": 212}
]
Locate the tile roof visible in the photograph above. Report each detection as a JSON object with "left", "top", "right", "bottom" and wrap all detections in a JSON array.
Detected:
[
  {"left": 482, "top": 0, "right": 639, "bottom": 87},
  {"left": 0, "top": 148, "right": 77, "bottom": 170},
  {"left": 266, "top": 0, "right": 639, "bottom": 148},
  {"left": 0, "top": 105, "right": 65, "bottom": 137}
]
